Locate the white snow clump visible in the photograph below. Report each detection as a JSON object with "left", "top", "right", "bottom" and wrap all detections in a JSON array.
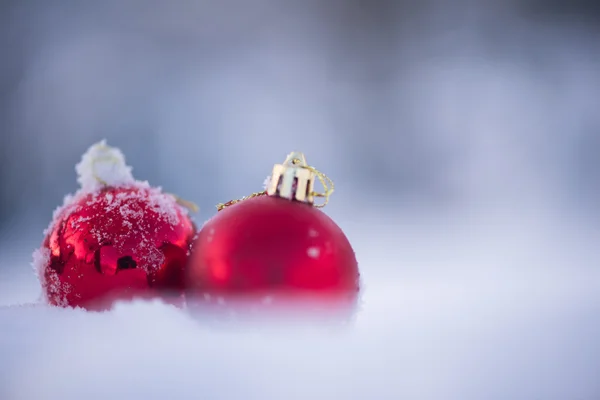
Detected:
[{"left": 75, "top": 140, "right": 135, "bottom": 193}]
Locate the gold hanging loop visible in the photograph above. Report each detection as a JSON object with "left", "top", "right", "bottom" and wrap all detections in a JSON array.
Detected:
[{"left": 217, "top": 151, "right": 334, "bottom": 211}]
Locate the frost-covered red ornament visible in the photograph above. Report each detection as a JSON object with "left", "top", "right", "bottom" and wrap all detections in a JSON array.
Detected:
[
  {"left": 33, "top": 141, "right": 196, "bottom": 310},
  {"left": 186, "top": 152, "right": 359, "bottom": 312}
]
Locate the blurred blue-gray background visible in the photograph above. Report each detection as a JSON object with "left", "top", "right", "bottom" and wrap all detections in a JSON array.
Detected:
[
  {"left": 3, "top": 0, "right": 600, "bottom": 279},
  {"left": 1, "top": 2, "right": 600, "bottom": 399},
  {"left": 2, "top": 0, "right": 600, "bottom": 233}
]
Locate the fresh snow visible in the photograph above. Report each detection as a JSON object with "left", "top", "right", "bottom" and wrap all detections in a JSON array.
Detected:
[
  {"left": 0, "top": 270, "right": 598, "bottom": 400},
  {"left": 75, "top": 140, "right": 135, "bottom": 192},
  {"left": 2, "top": 211, "right": 600, "bottom": 400}
]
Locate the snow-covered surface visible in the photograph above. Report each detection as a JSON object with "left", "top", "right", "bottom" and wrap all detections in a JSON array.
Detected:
[{"left": 1, "top": 209, "right": 599, "bottom": 400}]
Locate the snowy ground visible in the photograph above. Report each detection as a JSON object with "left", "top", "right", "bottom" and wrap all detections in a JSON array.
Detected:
[{"left": 1, "top": 209, "right": 599, "bottom": 400}]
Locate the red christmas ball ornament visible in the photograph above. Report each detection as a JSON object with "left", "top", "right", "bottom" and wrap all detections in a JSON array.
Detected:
[
  {"left": 34, "top": 141, "right": 196, "bottom": 311},
  {"left": 186, "top": 152, "right": 359, "bottom": 314}
]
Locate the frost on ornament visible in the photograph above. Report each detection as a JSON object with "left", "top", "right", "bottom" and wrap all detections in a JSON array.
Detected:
[{"left": 35, "top": 141, "right": 196, "bottom": 311}]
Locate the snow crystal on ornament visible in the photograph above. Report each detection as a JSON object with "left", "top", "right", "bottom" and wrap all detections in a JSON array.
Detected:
[
  {"left": 33, "top": 247, "right": 72, "bottom": 306},
  {"left": 44, "top": 271, "right": 72, "bottom": 307},
  {"left": 75, "top": 140, "right": 135, "bottom": 193},
  {"left": 31, "top": 248, "right": 50, "bottom": 282},
  {"left": 143, "top": 187, "right": 183, "bottom": 226}
]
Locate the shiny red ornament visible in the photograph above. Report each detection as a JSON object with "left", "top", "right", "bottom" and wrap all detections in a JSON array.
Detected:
[
  {"left": 186, "top": 195, "right": 359, "bottom": 310},
  {"left": 40, "top": 185, "right": 195, "bottom": 310}
]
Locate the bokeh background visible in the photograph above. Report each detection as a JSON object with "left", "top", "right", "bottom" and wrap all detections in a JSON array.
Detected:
[{"left": 1, "top": 1, "right": 600, "bottom": 399}]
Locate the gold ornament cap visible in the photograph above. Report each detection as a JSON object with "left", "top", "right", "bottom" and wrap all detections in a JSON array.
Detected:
[
  {"left": 266, "top": 152, "right": 316, "bottom": 204},
  {"left": 216, "top": 151, "right": 334, "bottom": 211}
]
